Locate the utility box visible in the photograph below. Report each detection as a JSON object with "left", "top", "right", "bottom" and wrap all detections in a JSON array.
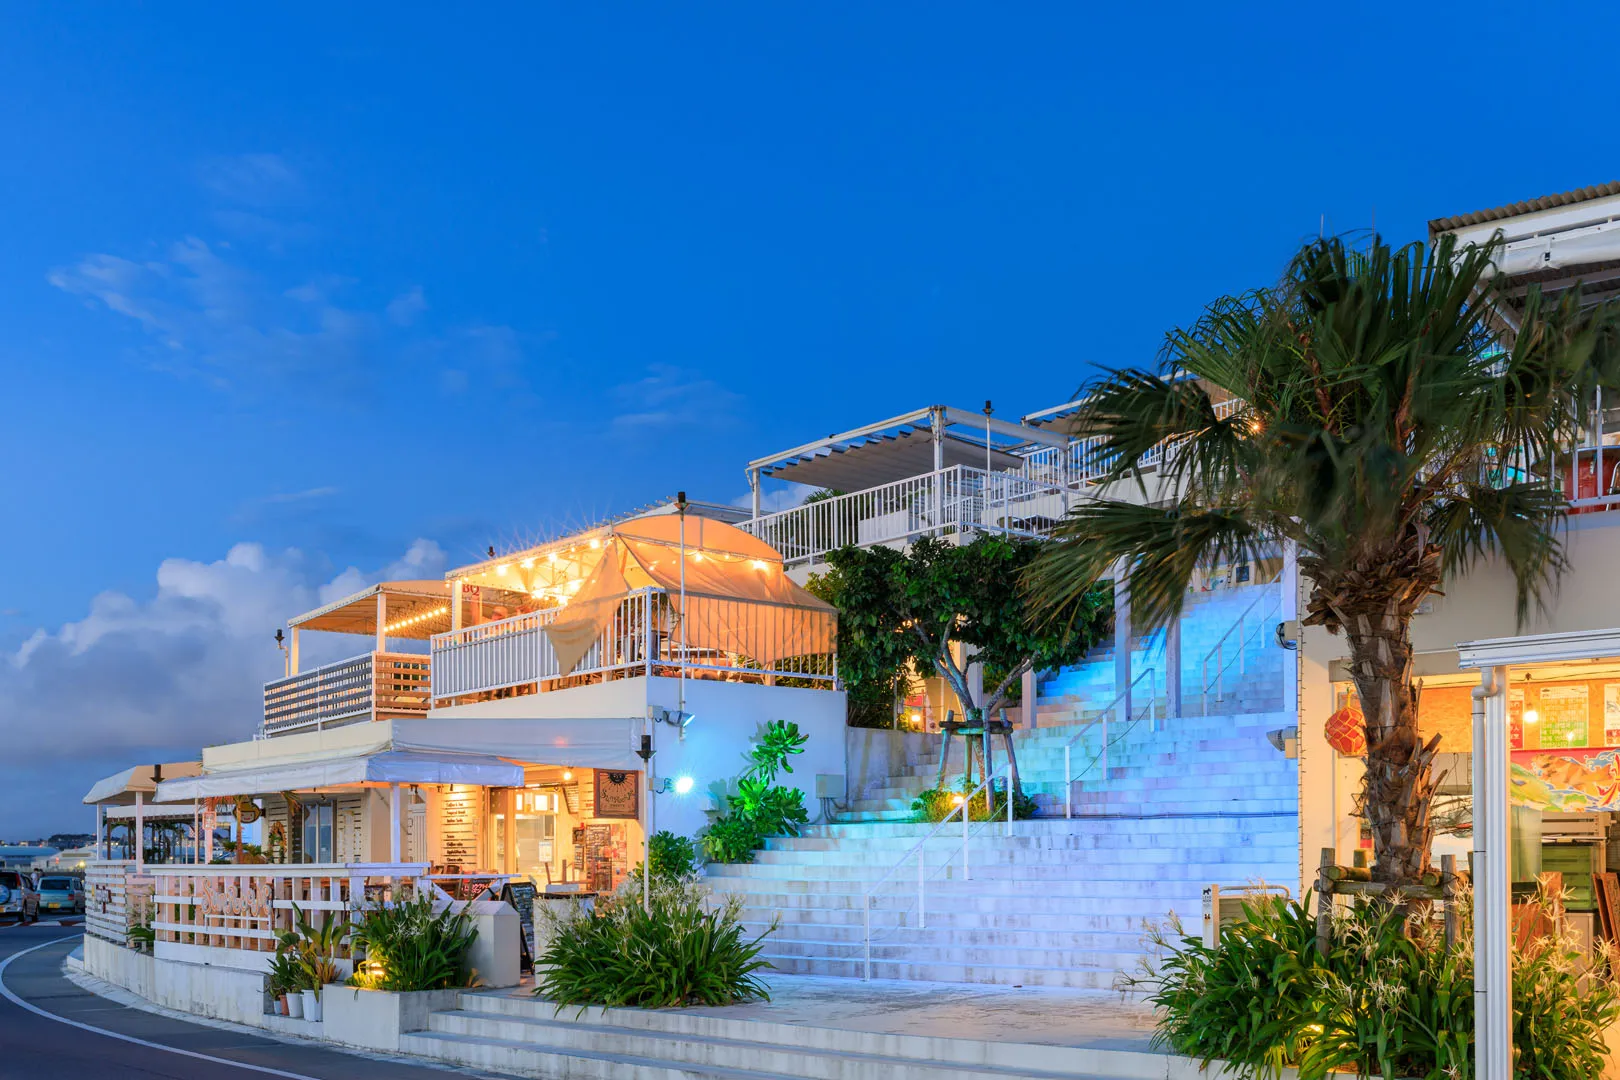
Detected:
[{"left": 1202, "top": 884, "right": 1292, "bottom": 947}]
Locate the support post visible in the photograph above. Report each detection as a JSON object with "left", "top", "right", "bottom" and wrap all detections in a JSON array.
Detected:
[
  {"left": 95, "top": 804, "right": 105, "bottom": 860},
  {"left": 288, "top": 627, "right": 300, "bottom": 676},
  {"left": 503, "top": 787, "right": 517, "bottom": 875},
  {"left": 1315, "top": 846, "right": 1334, "bottom": 957},
  {"left": 749, "top": 468, "right": 761, "bottom": 519},
  {"left": 375, "top": 591, "right": 387, "bottom": 654},
  {"left": 1165, "top": 617, "right": 1182, "bottom": 721},
  {"left": 134, "top": 792, "right": 145, "bottom": 873},
  {"left": 450, "top": 583, "right": 463, "bottom": 633},
  {"left": 1474, "top": 666, "right": 1511, "bottom": 1080},
  {"left": 931, "top": 405, "right": 945, "bottom": 535},
  {"left": 390, "top": 783, "right": 403, "bottom": 864},
  {"left": 1113, "top": 562, "right": 1132, "bottom": 727}
]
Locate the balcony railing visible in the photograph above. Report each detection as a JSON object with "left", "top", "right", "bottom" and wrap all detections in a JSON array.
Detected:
[
  {"left": 262, "top": 651, "right": 431, "bottom": 736},
  {"left": 430, "top": 586, "right": 836, "bottom": 702},
  {"left": 740, "top": 464, "right": 1069, "bottom": 567}
]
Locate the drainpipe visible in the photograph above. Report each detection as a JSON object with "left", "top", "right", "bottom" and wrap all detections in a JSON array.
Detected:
[{"left": 1472, "top": 666, "right": 1510, "bottom": 1080}]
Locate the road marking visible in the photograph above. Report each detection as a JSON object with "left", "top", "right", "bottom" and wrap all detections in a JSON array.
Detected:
[{"left": 0, "top": 935, "right": 324, "bottom": 1080}]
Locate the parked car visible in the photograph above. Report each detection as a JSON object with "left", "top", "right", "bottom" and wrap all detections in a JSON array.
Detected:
[
  {"left": 34, "top": 874, "right": 83, "bottom": 915},
  {"left": 0, "top": 871, "right": 39, "bottom": 923}
]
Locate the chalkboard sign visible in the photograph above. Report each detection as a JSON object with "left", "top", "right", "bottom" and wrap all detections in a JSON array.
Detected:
[{"left": 500, "top": 880, "right": 537, "bottom": 975}]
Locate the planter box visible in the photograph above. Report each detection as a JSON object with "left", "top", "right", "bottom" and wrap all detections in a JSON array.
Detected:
[{"left": 319, "top": 985, "right": 462, "bottom": 1052}]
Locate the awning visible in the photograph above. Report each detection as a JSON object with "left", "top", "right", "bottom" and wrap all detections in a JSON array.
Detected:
[
  {"left": 390, "top": 716, "right": 645, "bottom": 772},
  {"left": 153, "top": 751, "right": 525, "bottom": 801},
  {"left": 83, "top": 761, "right": 204, "bottom": 806},
  {"left": 288, "top": 580, "right": 454, "bottom": 639},
  {"left": 763, "top": 429, "right": 1027, "bottom": 491}
]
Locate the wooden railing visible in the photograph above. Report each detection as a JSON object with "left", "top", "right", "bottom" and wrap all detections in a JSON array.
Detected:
[
  {"left": 86, "top": 860, "right": 154, "bottom": 946},
  {"left": 262, "top": 651, "right": 431, "bottom": 736},
  {"left": 149, "top": 863, "right": 430, "bottom": 961}
]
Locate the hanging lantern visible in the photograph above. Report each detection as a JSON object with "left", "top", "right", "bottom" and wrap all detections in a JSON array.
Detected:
[{"left": 1325, "top": 705, "right": 1366, "bottom": 756}]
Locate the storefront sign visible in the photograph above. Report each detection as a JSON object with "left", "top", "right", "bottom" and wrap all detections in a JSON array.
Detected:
[
  {"left": 593, "top": 770, "right": 640, "bottom": 819},
  {"left": 1604, "top": 684, "right": 1620, "bottom": 746},
  {"left": 1537, "top": 684, "right": 1589, "bottom": 748},
  {"left": 1512, "top": 747, "right": 1620, "bottom": 812}
]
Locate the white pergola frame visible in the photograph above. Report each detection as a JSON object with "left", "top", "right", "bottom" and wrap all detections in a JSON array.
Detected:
[{"left": 1455, "top": 625, "right": 1620, "bottom": 1080}]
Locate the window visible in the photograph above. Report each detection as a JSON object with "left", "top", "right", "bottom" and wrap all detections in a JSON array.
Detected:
[{"left": 301, "top": 804, "right": 334, "bottom": 863}]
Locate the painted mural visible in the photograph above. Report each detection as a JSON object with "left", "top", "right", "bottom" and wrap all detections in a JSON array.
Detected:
[{"left": 1511, "top": 748, "right": 1620, "bottom": 812}]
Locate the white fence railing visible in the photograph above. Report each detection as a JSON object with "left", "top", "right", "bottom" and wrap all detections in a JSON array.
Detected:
[
  {"left": 262, "top": 651, "right": 431, "bottom": 736},
  {"left": 741, "top": 465, "right": 1068, "bottom": 566},
  {"left": 430, "top": 587, "right": 837, "bottom": 701},
  {"left": 86, "top": 860, "right": 154, "bottom": 945},
  {"left": 149, "top": 863, "right": 430, "bottom": 963}
]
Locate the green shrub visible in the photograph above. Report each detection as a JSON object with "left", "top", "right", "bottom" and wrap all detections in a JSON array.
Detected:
[
  {"left": 701, "top": 720, "right": 810, "bottom": 864},
  {"left": 535, "top": 877, "right": 773, "bottom": 1008},
  {"left": 347, "top": 894, "right": 480, "bottom": 992},
  {"left": 912, "top": 779, "right": 1036, "bottom": 823},
  {"left": 645, "top": 831, "right": 698, "bottom": 881},
  {"left": 1130, "top": 883, "right": 1620, "bottom": 1080}
]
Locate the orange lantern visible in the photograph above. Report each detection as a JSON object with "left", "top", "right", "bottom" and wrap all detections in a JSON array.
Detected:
[{"left": 1325, "top": 705, "right": 1366, "bottom": 756}]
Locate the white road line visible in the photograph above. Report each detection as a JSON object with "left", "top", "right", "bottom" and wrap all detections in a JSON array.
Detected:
[{"left": 0, "top": 935, "right": 324, "bottom": 1080}]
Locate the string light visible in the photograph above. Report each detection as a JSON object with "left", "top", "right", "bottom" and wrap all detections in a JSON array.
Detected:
[
  {"left": 589, "top": 538, "right": 601, "bottom": 549},
  {"left": 521, "top": 558, "right": 534, "bottom": 570},
  {"left": 383, "top": 605, "right": 450, "bottom": 635},
  {"left": 496, "top": 564, "right": 510, "bottom": 576},
  {"left": 750, "top": 559, "right": 769, "bottom": 571}
]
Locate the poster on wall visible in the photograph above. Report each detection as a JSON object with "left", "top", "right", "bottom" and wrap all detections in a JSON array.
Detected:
[
  {"left": 1509, "top": 689, "right": 1525, "bottom": 750},
  {"left": 1538, "top": 685, "right": 1590, "bottom": 748},
  {"left": 1511, "top": 747, "right": 1620, "bottom": 812},
  {"left": 593, "top": 770, "right": 640, "bottom": 819},
  {"left": 1605, "top": 684, "right": 1620, "bottom": 746}
]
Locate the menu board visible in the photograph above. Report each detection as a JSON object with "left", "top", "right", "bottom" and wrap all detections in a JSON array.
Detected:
[
  {"left": 1509, "top": 689, "right": 1525, "bottom": 750},
  {"left": 572, "top": 824, "right": 628, "bottom": 892},
  {"left": 440, "top": 788, "right": 480, "bottom": 868},
  {"left": 1539, "top": 685, "right": 1590, "bottom": 748},
  {"left": 1605, "top": 684, "right": 1620, "bottom": 746},
  {"left": 500, "top": 881, "right": 537, "bottom": 974},
  {"left": 593, "top": 770, "right": 640, "bottom": 819}
]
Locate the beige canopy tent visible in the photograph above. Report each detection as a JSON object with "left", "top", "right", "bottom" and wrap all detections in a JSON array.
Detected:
[{"left": 543, "top": 515, "right": 837, "bottom": 677}]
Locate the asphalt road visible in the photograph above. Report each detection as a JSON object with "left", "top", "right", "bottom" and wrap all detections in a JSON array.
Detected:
[{"left": 0, "top": 922, "right": 502, "bottom": 1079}]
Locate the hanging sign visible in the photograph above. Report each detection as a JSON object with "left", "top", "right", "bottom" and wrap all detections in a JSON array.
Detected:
[
  {"left": 593, "top": 770, "right": 640, "bottom": 819},
  {"left": 1511, "top": 747, "right": 1620, "bottom": 813},
  {"left": 234, "top": 798, "right": 262, "bottom": 824}
]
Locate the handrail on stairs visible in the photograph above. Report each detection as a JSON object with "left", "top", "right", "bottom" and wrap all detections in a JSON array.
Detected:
[
  {"left": 1198, "top": 572, "right": 1285, "bottom": 716},
  {"left": 1060, "top": 666, "right": 1157, "bottom": 819},
  {"left": 860, "top": 762, "right": 1014, "bottom": 982}
]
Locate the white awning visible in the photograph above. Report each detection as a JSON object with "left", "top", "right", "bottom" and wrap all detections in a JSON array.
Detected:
[
  {"left": 83, "top": 761, "right": 204, "bottom": 806},
  {"left": 390, "top": 715, "right": 645, "bottom": 772},
  {"left": 153, "top": 751, "right": 525, "bottom": 801}
]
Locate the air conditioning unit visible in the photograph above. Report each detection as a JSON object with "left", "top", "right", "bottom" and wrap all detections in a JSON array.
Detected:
[{"left": 1202, "top": 884, "right": 1292, "bottom": 947}]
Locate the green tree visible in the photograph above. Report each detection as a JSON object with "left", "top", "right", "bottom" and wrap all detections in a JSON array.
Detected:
[
  {"left": 822, "top": 535, "right": 1111, "bottom": 738},
  {"left": 1027, "top": 234, "right": 1620, "bottom": 891}
]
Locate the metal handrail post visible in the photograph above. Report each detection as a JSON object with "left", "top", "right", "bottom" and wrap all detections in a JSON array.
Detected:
[
  {"left": 962, "top": 794, "right": 971, "bottom": 880},
  {"left": 1063, "top": 744, "right": 1072, "bottom": 819},
  {"left": 917, "top": 850, "right": 926, "bottom": 928}
]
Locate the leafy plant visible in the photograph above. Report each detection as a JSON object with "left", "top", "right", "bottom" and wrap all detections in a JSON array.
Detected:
[
  {"left": 1129, "top": 882, "right": 1620, "bottom": 1080},
  {"left": 535, "top": 875, "right": 773, "bottom": 1008},
  {"left": 126, "top": 920, "right": 156, "bottom": 952},
  {"left": 287, "top": 902, "right": 351, "bottom": 989},
  {"left": 645, "top": 831, "right": 698, "bottom": 881},
  {"left": 346, "top": 894, "right": 479, "bottom": 992},
  {"left": 266, "top": 948, "right": 304, "bottom": 998},
  {"left": 911, "top": 779, "right": 1037, "bottom": 823},
  {"left": 701, "top": 720, "right": 811, "bottom": 863}
]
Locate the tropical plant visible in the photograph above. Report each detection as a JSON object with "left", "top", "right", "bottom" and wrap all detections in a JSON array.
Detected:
[
  {"left": 644, "top": 831, "right": 698, "bottom": 881},
  {"left": 821, "top": 536, "right": 1110, "bottom": 753},
  {"left": 911, "top": 779, "right": 1037, "bottom": 823},
  {"left": 287, "top": 902, "right": 351, "bottom": 989},
  {"left": 266, "top": 947, "right": 304, "bottom": 998},
  {"left": 347, "top": 894, "right": 479, "bottom": 992},
  {"left": 701, "top": 720, "right": 811, "bottom": 863},
  {"left": 1028, "top": 234, "right": 1620, "bottom": 891},
  {"left": 126, "top": 919, "right": 156, "bottom": 952},
  {"left": 1130, "top": 883, "right": 1620, "bottom": 1080},
  {"left": 535, "top": 875, "right": 773, "bottom": 1008}
]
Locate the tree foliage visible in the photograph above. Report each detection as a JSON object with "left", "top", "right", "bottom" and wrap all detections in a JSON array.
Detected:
[
  {"left": 1027, "top": 233, "right": 1620, "bottom": 889},
  {"left": 822, "top": 535, "right": 1111, "bottom": 725}
]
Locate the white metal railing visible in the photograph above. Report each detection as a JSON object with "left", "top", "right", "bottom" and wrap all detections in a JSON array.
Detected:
[
  {"left": 1061, "top": 667, "right": 1158, "bottom": 819},
  {"left": 262, "top": 651, "right": 431, "bottom": 736},
  {"left": 742, "top": 465, "right": 1067, "bottom": 566},
  {"left": 861, "top": 763, "right": 1014, "bottom": 981},
  {"left": 85, "top": 860, "right": 155, "bottom": 945},
  {"left": 430, "top": 587, "right": 837, "bottom": 701},
  {"left": 1200, "top": 582, "right": 1284, "bottom": 715},
  {"left": 1017, "top": 397, "right": 1246, "bottom": 488}
]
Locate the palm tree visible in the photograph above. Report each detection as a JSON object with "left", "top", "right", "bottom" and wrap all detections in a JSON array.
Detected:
[{"left": 1028, "top": 234, "right": 1620, "bottom": 891}]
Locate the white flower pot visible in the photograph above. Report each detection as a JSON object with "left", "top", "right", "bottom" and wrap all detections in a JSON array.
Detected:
[
  {"left": 286, "top": 992, "right": 304, "bottom": 1019},
  {"left": 301, "top": 988, "right": 321, "bottom": 1022}
]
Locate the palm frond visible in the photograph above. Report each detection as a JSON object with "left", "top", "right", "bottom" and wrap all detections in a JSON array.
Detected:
[{"left": 1428, "top": 482, "right": 1569, "bottom": 627}]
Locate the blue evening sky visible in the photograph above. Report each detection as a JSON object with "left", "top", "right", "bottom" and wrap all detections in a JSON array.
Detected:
[{"left": 1, "top": 2, "right": 1617, "bottom": 833}]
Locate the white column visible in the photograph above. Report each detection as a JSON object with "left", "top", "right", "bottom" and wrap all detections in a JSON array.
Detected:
[
  {"left": 931, "top": 406, "right": 945, "bottom": 536},
  {"left": 204, "top": 802, "right": 215, "bottom": 864},
  {"left": 749, "top": 468, "right": 762, "bottom": 519},
  {"left": 504, "top": 788, "right": 518, "bottom": 875},
  {"left": 1281, "top": 540, "right": 1300, "bottom": 716},
  {"left": 389, "top": 783, "right": 402, "bottom": 864},
  {"left": 1113, "top": 562, "right": 1133, "bottom": 725},
  {"left": 288, "top": 627, "right": 301, "bottom": 676},
  {"left": 375, "top": 592, "right": 388, "bottom": 654},
  {"left": 1020, "top": 668, "right": 1038, "bottom": 729},
  {"left": 134, "top": 792, "right": 145, "bottom": 872},
  {"left": 95, "top": 804, "right": 105, "bottom": 860},
  {"left": 1474, "top": 666, "right": 1511, "bottom": 1080},
  {"left": 450, "top": 583, "right": 463, "bottom": 632}
]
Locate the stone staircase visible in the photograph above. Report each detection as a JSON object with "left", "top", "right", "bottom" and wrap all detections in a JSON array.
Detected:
[{"left": 705, "top": 709, "right": 1301, "bottom": 990}]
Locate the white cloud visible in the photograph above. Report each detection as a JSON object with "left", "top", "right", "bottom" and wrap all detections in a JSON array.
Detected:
[
  {"left": 387, "top": 286, "right": 427, "bottom": 327},
  {"left": 0, "top": 539, "right": 446, "bottom": 838},
  {"left": 199, "top": 153, "right": 304, "bottom": 207},
  {"left": 610, "top": 363, "right": 742, "bottom": 433}
]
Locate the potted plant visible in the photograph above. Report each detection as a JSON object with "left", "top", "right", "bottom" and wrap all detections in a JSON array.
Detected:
[
  {"left": 265, "top": 947, "right": 301, "bottom": 1017},
  {"left": 288, "top": 903, "right": 350, "bottom": 1024}
]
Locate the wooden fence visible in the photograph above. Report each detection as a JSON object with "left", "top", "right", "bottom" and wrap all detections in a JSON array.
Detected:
[{"left": 85, "top": 860, "right": 154, "bottom": 946}]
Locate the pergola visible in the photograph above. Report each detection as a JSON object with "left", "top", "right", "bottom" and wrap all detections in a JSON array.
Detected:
[
  {"left": 285, "top": 579, "right": 452, "bottom": 672},
  {"left": 82, "top": 761, "right": 204, "bottom": 871}
]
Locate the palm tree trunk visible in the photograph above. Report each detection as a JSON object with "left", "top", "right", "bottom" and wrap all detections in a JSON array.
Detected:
[{"left": 1341, "top": 597, "right": 1441, "bottom": 891}]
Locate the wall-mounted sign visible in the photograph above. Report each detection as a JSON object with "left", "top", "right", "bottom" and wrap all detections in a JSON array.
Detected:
[
  {"left": 593, "top": 770, "right": 640, "bottom": 819},
  {"left": 1512, "top": 747, "right": 1620, "bottom": 813},
  {"left": 234, "top": 798, "right": 262, "bottom": 824}
]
